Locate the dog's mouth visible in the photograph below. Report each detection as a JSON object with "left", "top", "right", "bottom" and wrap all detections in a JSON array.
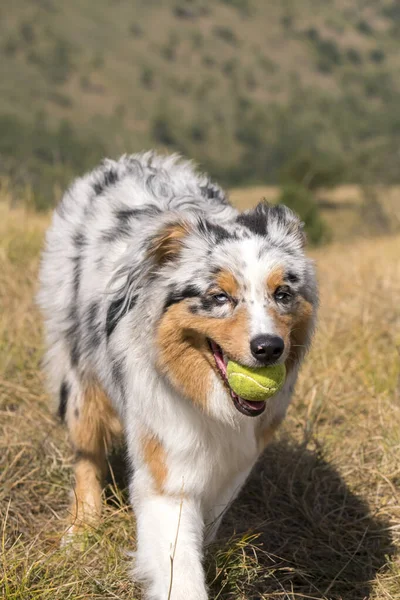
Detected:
[{"left": 208, "top": 340, "right": 266, "bottom": 417}]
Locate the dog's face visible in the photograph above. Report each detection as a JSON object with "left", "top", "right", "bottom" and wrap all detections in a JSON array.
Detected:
[{"left": 153, "top": 203, "right": 317, "bottom": 420}]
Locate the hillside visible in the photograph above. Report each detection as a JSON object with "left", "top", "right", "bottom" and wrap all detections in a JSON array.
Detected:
[{"left": 2, "top": 0, "right": 400, "bottom": 194}]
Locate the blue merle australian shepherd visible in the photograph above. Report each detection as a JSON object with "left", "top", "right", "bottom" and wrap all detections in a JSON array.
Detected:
[{"left": 38, "top": 152, "right": 317, "bottom": 600}]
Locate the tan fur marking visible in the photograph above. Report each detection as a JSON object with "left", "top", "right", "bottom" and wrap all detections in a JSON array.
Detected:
[
  {"left": 269, "top": 306, "right": 293, "bottom": 348},
  {"left": 148, "top": 222, "right": 189, "bottom": 265},
  {"left": 215, "top": 270, "right": 239, "bottom": 298},
  {"left": 287, "top": 297, "right": 314, "bottom": 371},
  {"left": 66, "top": 382, "right": 122, "bottom": 533},
  {"left": 157, "top": 304, "right": 250, "bottom": 409},
  {"left": 70, "top": 458, "right": 104, "bottom": 532},
  {"left": 266, "top": 267, "right": 285, "bottom": 294},
  {"left": 142, "top": 433, "right": 168, "bottom": 493},
  {"left": 269, "top": 297, "right": 314, "bottom": 374}
]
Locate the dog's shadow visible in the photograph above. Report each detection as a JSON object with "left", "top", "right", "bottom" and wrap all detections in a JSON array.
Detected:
[
  {"left": 212, "top": 439, "right": 394, "bottom": 600},
  {"left": 107, "top": 439, "right": 394, "bottom": 600}
]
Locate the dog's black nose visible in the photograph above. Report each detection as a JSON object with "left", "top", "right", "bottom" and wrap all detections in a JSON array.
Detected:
[{"left": 250, "top": 335, "right": 284, "bottom": 364}]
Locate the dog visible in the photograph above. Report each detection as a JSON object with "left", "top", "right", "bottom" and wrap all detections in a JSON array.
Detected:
[{"left": 38, "top": 151, "right": 317, "bottom": 599}]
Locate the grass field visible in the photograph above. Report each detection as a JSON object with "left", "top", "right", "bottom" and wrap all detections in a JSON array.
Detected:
[{"left": 1, "top": 195, "right": 400, "bottom": 599}]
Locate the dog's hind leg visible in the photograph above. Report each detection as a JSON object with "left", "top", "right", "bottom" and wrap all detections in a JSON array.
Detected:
[{"left": 63, "top": 378, "right": 123, "bottom": 537}]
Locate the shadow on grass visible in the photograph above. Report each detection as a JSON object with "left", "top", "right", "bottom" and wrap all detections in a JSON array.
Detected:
[
  {"left": 106, "top": 440, "right": 394, "bottom": 600},
  {"left": 213, "top": 439, "right": 395, "bottom": 600}
]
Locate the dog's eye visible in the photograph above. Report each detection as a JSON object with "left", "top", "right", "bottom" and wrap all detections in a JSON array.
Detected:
[
  {"left": 274, "top": 287, "right": 292, "bottom": 304},
  {"left": 213, "top": 293, "right": 229, "bottom": 305}
]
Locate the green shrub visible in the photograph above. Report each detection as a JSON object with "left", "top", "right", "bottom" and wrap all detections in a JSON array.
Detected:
[
  {"left": 152, "top": 114, "right": 178, "bottom": 147},
  {"left": 173, "top": 3, "right": 210, "bottom": 20},
  {"left": 161, "top": 33, "right": 179, "bottom": 62},
  {"left": 280, "top": 153, "right": 345, "bottom": 191},
  {"left": 346, "top": 47, "right": 363, "bottom": 65},
  {"left": 308, "top": 33, "right": 342, "bottom": 73},
  {"left": 203, "top": 55, "right": 216, "bottom": 68},
  {"left": 3, "top": 36, "right": 18, "bottom": 56},
  {"left": 129, "top": 23, "right": 143, "bottom": 38},
  {"left": 140, "top": 66, "right": 154, "bottom": 90},
  {"left": 222, "top": 58, "right": 239, "bottom": 77},
  {"left": 169, "top": 76, "right": 192, "bottom": 95},
  {"left": 382, "top": 3, "right": 400, "bottom": 21},
  {"left": 356, "top": 19, "right": 373, "bottom": 35},
  {"left": 189, "top": 122, "right": 207, "bottom": 143},
  {"left": 46, "top": 38, "right": 74, "bottom": 83},
  {"left": 19, "top": 21, "right": 35, "bottom": 44},
  {"left": 48, "top": 91, "right": 73, "bottom": 108},
  {"left": 219, "top": 0, "right": 251, "bottom": 16},
  {"left": 213, "top": 26, "right": 239, "bottom": 46},
  {"left": 281, "top": 14, "right": 294, "bottom": 30},
  {"left": 370, "top": 48, "right": 385, "bottom": 63},
  {"left": 278, "top": 184, "right": 330, "bottom": 245},
  {"left": 244, "top": 68, "right": 257, "bottom": 90},
  {"left": 191, "top": 31, "right": 204, "bottom": 49},
  {"left": 364, "top": 72, "right": 391, "bottom": 99},
  {"left": 258, "top": 55, "right": 276, "bottom": 73},
  {"left": 0, "top": 113, "right": 105, "bottom": 210},
  {"left": 358, "top": 188, "right": 392, "bottom": 236},
  {"left": 305, "top": 27, "right": 319, "bottom": 42}
]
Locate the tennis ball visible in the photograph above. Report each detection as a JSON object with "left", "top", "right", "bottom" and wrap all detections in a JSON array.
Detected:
[{"left": 227, "top": 362, "right": 286, "bottom": 402}]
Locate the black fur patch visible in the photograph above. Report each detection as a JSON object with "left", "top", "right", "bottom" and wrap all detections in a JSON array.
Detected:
[
  {"left": 199, "top": 296, "right": 216, "bottom": 312},
  {"left": 116, "top": 206, "right": 161, "bottom": 222},
  {"left": 102, "top": 206, "right": 161, "bottom": 243},
  {"left": 72, "top": 231, "right": 86, "bottom": 249},
  {"left": 86, "top": 301, "right": 101, "bottom": 348},
  {"left": 163, "top": 284, "right": 202, "bottom": 312},
  {"left": 106, "top": 294, "right": 138, "bottom": 338},
  {"left": 287, "top": 272, "right": 300, "bottom": 283},
  {"left": 68, "top": 253, "right": 81, "bottom": 366},
  {"left": 115, "top": 209, "right": 140, "bottom": 221},
  {"left": 200, "top": 184, "right": 226, "bottom": 203},
  {"left": 59, "top": 380, "right": 70, "bottom": 421},
  {"left": 93, "top": 167, "right": 119, "bottom": 196},
  {"left": 66, "top": 305, "right": 80, "bottom": 367},
  {"left": 70, "top": 339, "right": 80, "bottom": 367},
  {"left": 111, "top": 358, "right": 125, "bottom": 388},
  {"left": 104, "top": 168, "right": 119, "bottom": 187},
  {"left": 111, "top": 357, "right": 126, "bottom": 403},
  {"left": 93, "top": 182, "right": 104, "bottom": 195},
  {"left": 101, "top": 223, "right": 132, "bottom": 243},
  {"left": 71, "top": 255, "right": 81, "bottom": 296},
  {"left": 197, "top": 219, "right": 235, "bottom": 244},
  {"left": 237, "top": 202, "right": 270, "bottom": 236},
  {"left": 270, "top": 204, "right": 291, "bottom": 227}
]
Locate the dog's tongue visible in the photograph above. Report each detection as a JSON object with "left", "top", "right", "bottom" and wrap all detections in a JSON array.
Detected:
[
  {"left": 210, "top": 340, "right": 227, "bottom": 376},
  {"left": 230, "top": 389, "right": 265, "bottom": 411}
]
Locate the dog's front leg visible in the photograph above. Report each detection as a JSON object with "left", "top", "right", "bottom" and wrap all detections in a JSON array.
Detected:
[{"left": 132, "top": 489, "right": 208, "bottom": 600}]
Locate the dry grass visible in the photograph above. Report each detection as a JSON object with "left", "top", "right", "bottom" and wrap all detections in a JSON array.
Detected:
[{"left": 1, "top": 197, "right": 400, "bottom": 599}]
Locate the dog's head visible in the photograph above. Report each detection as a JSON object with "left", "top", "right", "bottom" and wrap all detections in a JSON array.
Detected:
[{"left": 149, "top": 202, "right": 317, "bottom": 421}]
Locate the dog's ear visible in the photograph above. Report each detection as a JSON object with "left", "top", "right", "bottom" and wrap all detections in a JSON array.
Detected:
[
  {"left": 237, "top": 201, "right": 306, "bottom": 251},
  {"left": 107, "top": 220, "right": 192, "bottom": 326},
  {"left": 148, "top": 221, "right": 192, "bottom": 265}
]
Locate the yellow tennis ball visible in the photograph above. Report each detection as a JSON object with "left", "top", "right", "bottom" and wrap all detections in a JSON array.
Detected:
[{"left": 227, "top": 362, "right": 286, "bottom": 402}]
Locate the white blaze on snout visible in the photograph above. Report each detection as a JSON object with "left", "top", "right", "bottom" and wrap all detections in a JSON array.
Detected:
[{"left": 239, "top": 239, "right": 282, "bottom": 340}]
